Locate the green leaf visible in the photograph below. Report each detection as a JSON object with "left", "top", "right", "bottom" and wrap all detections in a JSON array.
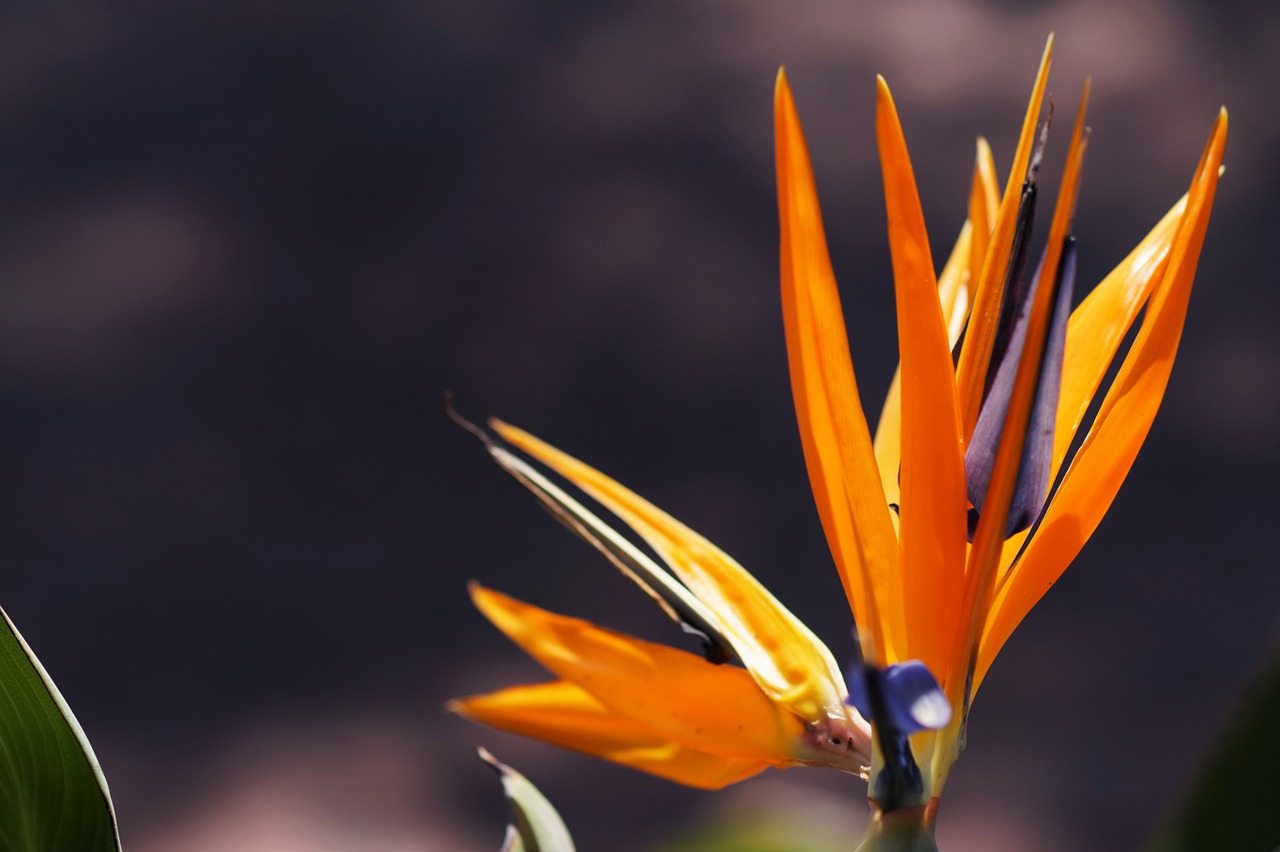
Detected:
[
  {"left": 476, "top": 747, "right": 574, "bottom": 852},
  {"left": 1145, "top": 639, "right": 1280, "bottom": 852},
  {"left": 0, "top": 606, "right": 120, "bottom": 852}
]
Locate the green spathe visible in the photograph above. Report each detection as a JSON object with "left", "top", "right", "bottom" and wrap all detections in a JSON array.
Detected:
[
  {"left": 477, "top": 747, "right": 575, "bottom": 852},
  {"left": 0, "top": 606, "right": 119, "bottom": 852}
]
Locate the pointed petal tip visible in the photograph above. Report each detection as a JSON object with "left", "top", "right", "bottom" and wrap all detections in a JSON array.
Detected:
[
  {"left": 474, "top": 745, "right": 512, "bottom": 778},
  {"left": 775, "top": 68, "right": 793, "bottom": 108}
]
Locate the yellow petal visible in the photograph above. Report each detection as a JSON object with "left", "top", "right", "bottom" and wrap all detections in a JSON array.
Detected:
[
  {"left": 490, "top": 420, "right": 850, "bottom": 725},
  {"left": 969, "top": 137, "right": 1001, "bottom": 284},
  {"left": 774, "top": 69, "right": 905, "bottom": 666},
  {"left": 871, "top": 366, "right": 903, "bottom": 521},
  {"left": 876, "top": 76, "right": 967, "bottom": 678},
  {"left": 469, "top": 583, "right": 804, "bottom": 764},
  {"left": 450, "top": 681, "right": 770, "bottom": 789},
  {"left": 955, "top": 36, "right": 1053, "bottom": 440},
  {"left": 977, "top": 109, "right": 1228, "bottom": 688},
  {"left": 940, "top": 224, "right": 975, "bottom": 349}
]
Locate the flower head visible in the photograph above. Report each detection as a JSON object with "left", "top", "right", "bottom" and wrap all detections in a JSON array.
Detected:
[{"left": 449, "top": 36, "right": 1226, "bottom": 816}]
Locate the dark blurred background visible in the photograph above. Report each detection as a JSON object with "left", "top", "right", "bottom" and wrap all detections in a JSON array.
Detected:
[{"left": 0, "top": 2, "right": 1276, "bottom": 850}]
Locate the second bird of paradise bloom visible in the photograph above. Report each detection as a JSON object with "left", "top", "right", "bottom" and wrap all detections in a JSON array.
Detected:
[{"left": 449, "top": 36, "right": 1227, "bottom": 849}]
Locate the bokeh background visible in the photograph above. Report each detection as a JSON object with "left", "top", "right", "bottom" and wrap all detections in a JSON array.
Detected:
[{"left": 1, "top": 2, "right": 1277, "bottom": 850}]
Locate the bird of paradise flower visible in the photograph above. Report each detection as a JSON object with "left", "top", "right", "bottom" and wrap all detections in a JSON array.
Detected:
[{"left": 449, "top": 36, "right": 1226, "bottom": 848}]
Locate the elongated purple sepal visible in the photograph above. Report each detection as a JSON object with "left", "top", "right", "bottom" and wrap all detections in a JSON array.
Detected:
[
  {"left": 985, "top": 182, "right": 1038, "bottom": 398},
  {"left": 965, "top": 236, "right": 1077, "bottom": 538},
  {"left": 1008, "top": 237, "right": 1077, "bottom": 533},
  {"left": 966, "top": 251, "right": 1045, "bottom": 520}
]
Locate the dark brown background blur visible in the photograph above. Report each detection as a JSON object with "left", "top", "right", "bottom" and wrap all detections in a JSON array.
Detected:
[{"left": 1, "top": 2, "right": 1276, "bottom": 850}]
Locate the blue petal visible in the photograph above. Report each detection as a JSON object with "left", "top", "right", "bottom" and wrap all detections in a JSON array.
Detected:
[
  {"left": 845, "top": 660, "right": 951, "bottom": 735},
  {"left": 882, "top": 661, "right": 952, "bottom": 733},
  {"left": 846, "top": 664, "right": 872, "bottom": 722}
]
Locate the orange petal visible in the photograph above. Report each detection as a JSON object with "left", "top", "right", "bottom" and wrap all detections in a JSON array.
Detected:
[
  {"left": 876, "top": 76, "right": 967, "bottom": 678},
  {"left": 491, "top": 421, "right": 853, "bottom": 727},
  {"left": 992, "top": 193, "right": 1189, "bottom": 583},
  {"left": 1050, "top": 195, "right": 1187, "bottom": 480},
  {"left": 469, "top": 583, "right": 804, "bottom": 764},
  {"left": 774, "top": 70, "right": 904, "bottom": 665},
  {"left": 977, "top": 109, "right": 1228, "bottom": 688},
  {"left": 955, "top": 36, "right": 1053, "bottom": 440},
  {"left": 450, "top": 681, "right": 771, "bottom": 789},
  {"left": 944, "top": 72, "right": 1092, "bottom": 724},
  {"left": 873, "top": 141, "right": 993, "bottom": 513}
]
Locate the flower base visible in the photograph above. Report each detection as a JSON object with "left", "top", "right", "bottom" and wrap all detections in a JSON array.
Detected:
[{"left": 853, "top": 800, "right": 939, "bottom": 852}]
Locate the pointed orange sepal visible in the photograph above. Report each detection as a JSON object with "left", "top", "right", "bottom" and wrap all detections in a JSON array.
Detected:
[
  {"left": 875, "top": 75, "right": 967, "bottom": 678},
  {"left": 872, "top": 139, "right": 998, "bottom": 510},
  {"left": 450, "top": 681, "right": 771, "bottom": 789},
  {"left": 468, "top": 583, "right": 804, "bottom": 764},
  {"left": 774, "top": 69, "right": 905, "bottom": 665}
]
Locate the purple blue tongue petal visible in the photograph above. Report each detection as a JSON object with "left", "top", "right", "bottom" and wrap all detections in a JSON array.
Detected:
[
  {"left": 1008, "top": 237, "right": 1077, "bottom": 533},
  {"left": 845, "top": 660, "right": 951, "bottom": 810},
  {"left": 847, "top": 660, "right": 951, "bottom": 736}
]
